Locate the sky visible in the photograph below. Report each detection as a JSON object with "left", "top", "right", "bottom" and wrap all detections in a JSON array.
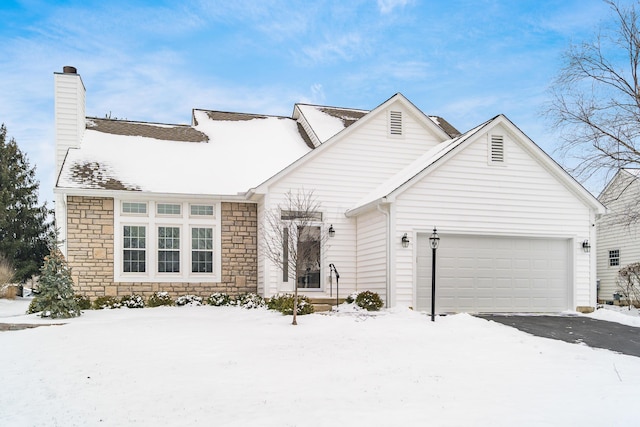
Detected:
[{"left": 0, "top": 0, "right": 625, "bottom": 206}]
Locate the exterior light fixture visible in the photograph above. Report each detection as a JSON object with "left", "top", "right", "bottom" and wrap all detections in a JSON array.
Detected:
[
  {"left": 582, "top": 240, "right": 591, "bottom": 253},
  {"left": 401, "top": 233, "right": 410, "bottom": 248},
  {"left": 429, "top": 227, "right": 440, "bottom": 322},
  {"left": 328, "top": 224, "right": 335, "bottom": 238}
]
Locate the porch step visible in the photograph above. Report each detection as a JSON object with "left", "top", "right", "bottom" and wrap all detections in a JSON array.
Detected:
[{"left": 308, "top": 297, "right": 347, "bottom": 312}]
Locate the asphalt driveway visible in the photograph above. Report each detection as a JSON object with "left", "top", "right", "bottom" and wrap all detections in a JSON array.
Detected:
[{"left": 477, "top": 314, "right": 640, "bottom": 358}]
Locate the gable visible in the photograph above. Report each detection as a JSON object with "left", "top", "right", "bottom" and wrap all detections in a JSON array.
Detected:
[
  {"left": 252, "top": 94, "right": 454, "bottom": 194},
  {"left": 348, "top": 115, "right": 604, "bottom": 216}
]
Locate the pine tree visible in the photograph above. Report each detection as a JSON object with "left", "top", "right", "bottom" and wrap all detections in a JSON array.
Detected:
[
  {"left": 0, "top": 124, "right": 52, "bottom": 281},
  {"left": 28, "top": 234, "right": 81, "bottom": 318}
]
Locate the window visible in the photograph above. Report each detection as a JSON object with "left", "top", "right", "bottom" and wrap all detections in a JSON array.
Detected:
[
  {"left": 158, "top": 227, "right": 180, "bottom": 272},
  {"left": 490, "top": 135, "right": 505, "bottom": 163},
  {"left": 192, "top": 227, "right": 213, "bottom": 273},
  {"left": 281, "top": 210, "right": 322, "bottom": 221},
  {"left": 122, "top": 202, "right": 147, "bottom": 214},
  {"left": 191, "top": 205, "right": 214, "bottom": 216},
  {"left": 609, "top": 250, "right": 620, "bottom": 267},
  {"left": 157, "top": 203, "right": 181, "bottom": 215},
  {"left": 123, "top": 226, "right": 146, "bottom": 272},
  {"left": 282, "top": 227, "right": 289, "bottom": 282},
  {"left": 296, "top": 226, "right": 321, "bottom": 289},
  {"left": 115, "top": 201, "right": 220, "bottom": 282},
  {"left": 389, "top": 110, "right": 403, "bottom": 136}
]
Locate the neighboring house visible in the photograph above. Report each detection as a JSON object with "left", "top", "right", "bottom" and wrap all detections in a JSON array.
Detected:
[
  {"left": 596, "top": 168, "right": 640, "bottom": 302},
  {"left": 54, "top": 66, "right": 605, "bottom": 313}
]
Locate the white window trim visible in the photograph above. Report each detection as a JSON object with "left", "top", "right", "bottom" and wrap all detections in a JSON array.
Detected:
[{"left": 114, "top": 200, "right": 221, "bottom": 283}]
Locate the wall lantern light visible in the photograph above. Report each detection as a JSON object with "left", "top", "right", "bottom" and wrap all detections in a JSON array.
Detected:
[
  {"left": 582, "top": 239, "right": 591, "bottom": 253},
  {"left": 328, "top": 224, "right": 335, "bottom": 238},
  {"left": 401, "top": 233, "right": 410, "bottom": 248}
]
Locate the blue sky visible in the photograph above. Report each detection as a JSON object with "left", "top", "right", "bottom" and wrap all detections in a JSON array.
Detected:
[{"left": 0, "top": 0, "right": 621, "bottom": 204}]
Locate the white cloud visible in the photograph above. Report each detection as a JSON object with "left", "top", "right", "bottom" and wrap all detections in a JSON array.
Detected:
[{"left": 377, "top": 0, "right": 412, "bottom": 14}]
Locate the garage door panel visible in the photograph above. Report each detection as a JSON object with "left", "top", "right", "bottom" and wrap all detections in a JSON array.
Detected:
[{"left": 417, "top": 234, "right": 570, "bottom": 313}]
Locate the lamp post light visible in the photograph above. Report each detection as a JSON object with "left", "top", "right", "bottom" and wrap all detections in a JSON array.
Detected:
[{"left": 429, "top": 227, "right": 440, "bottom": 322}]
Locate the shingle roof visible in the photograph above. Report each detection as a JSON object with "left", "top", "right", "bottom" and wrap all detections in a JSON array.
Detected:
[{"left": 86, "top": 118, "right": 208, "bottom": 142}]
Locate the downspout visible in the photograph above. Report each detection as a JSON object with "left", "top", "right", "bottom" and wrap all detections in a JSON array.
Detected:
[{"left": 376, "top": 200, "right": 391, "bottom": 308}]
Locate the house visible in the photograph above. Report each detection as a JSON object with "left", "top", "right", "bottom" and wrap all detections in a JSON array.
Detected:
[
  {"left": 53, "top": 66, "right": 605, "bottom": 313},
  {"left": 596, "top": 168, "right": 640, "bottom": 303}
]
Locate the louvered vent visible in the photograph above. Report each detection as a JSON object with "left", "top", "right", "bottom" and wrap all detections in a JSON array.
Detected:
[
  {"left": 389, "top": 110, "right": 403, "bottom": 135},
  {"left": 490, "top": 135, "right": 505, "bottom": 163}
]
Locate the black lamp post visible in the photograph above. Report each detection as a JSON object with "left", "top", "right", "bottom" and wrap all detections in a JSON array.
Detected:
[{"left": 429, "top": 227, "right": 440, "bottom": 322}]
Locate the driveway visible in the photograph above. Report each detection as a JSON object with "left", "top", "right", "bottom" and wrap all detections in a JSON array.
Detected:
[{"left": 477, "top": 314, "right": 640, "bottom": 358}]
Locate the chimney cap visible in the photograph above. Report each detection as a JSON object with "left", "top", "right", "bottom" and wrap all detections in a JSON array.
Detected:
[{"left": 62, "top": 66, "right": 77, "bottom": 74}]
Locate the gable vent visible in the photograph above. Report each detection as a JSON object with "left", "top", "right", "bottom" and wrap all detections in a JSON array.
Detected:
[
  {"left": 490, "top": 135, "right": 505, "bottom": 163},
  {"left": 389, "top": 110, "right": 403, "bottom": 136}
]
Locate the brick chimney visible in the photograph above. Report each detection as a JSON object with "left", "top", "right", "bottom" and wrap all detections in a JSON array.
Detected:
[{"left": 54, "top": 66, "right": 86, "bottom": 178}]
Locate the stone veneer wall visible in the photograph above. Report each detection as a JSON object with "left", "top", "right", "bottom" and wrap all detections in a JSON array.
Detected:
[
  {"left": 66, "top": 196, "right": 115, "bottom": 297},
  {"left": 66, "top": 196, "right": 257, "bottom": 300}
]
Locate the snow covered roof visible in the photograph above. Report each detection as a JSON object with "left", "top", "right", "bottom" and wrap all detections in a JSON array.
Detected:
[
  {"left": 56, "top": 96, "right": 462, "bottom": 197},
  {"left": 57, "top": 112, "right": 312, "bottom": 195}
]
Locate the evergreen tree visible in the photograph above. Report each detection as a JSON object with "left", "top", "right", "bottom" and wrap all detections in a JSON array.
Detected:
[
  {"left": 0, "top": 123, "right": 52, "bottom": 281},
  {"left": 28, "top": 234, "right": 81, "bottom": 318}
]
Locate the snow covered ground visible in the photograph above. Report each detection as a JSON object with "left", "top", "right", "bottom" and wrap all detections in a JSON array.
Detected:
[{"left": 1, "top": 299, "right": 639, "bottom": 426}]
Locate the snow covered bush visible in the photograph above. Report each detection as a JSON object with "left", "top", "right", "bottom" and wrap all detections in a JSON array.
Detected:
[
  {"left": 121, "top": 294, "right": 145, "bottom": 308},
  {"left": 175, "top": 294, "right": 203, "bottom": 306},
  {"left": 234, "top": 293, "right": 265, "bottom": 309},
  {"left": 147, "top": 291, "right": 173, "bottom": 307},
  {"left": 267, "top": 293, "right": 314, "bottom": 315},
  {"left": 27, "top": 241, "right": 81, "bottom": 318},
  {"left": 207, "top": 292, "right": 232, "bottom": 306},
  {"left": 92, "top": 296, "right": 122, "bottom": 310},
  {"left": 346, "top": 290, "right": 384, "bottom": 311},
  {"left": 74, "top": 294, "right": 91, "bottom": 310}
]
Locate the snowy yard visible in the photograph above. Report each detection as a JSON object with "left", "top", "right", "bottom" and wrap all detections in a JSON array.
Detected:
[{"left": 1, "top": 299, "right": 639, "bottom": 427}]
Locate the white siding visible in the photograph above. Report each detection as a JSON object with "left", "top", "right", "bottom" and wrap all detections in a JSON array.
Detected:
[
  {"left": 259, "top": 100, "right": 444, "bottom": 298},
  {"left": 597, "top": 172, "right": 640, "bottom": 301},
  {"left": 54, "top": 71, "right": 85, "bottom": 177},
  {"left": 356, "top": 208, "right": 388, "bottom": 303},
  {"left": 393, "top": 125, "right": 595, "bottom": 310}
]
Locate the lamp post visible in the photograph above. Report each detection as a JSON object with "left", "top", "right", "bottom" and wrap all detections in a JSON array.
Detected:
[{"left": 429, "top": 227, "right": 440, "bottom": 322}]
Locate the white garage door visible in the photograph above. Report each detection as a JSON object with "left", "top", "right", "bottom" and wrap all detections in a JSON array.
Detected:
[{"left": 416, "top": 234, "right": 570, "bottom": 313}]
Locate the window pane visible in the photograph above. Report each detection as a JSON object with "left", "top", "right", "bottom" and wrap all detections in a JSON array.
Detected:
[
  {"left": 191, "top": 205, "right": 214, "bottom": 216},
  {"left": 123, "top": 225, "right": 146, "bottom": 273},
  {"left": 192, "top": 227, "right": 213, "bottom": 273},
  {"left": 158, "top": 227, "right": 180, "bottom": 273},
  {"left": 122, "top": 202, "right": 147, "bottom": 214},
  {"left": 157, "top": 203, "right": 181, "bottom": 215}
]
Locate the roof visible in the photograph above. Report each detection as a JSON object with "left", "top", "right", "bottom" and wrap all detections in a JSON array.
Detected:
[
  {"left": 56, "top": 95, "right": 462, "bottom": 197},
  {"left": 57, "top": 112, "right": 312, "bottom": 195}
]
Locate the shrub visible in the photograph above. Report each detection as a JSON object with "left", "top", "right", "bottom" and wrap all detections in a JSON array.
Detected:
[
  {"left": 267, "top": 293, "right": 314, "bottom": 315},
  {"left": 92, "top": 295, "right": 122, "bottom": 310},
  {"left": 121, "top": 294, "right": 145, "bottom": 309},
  {"left": 27, "top": 240, "right": 80, "bottom": 318},
  {"left": 147, "top": 291, "right": 173, "bottom": 307},
  {"left": 207, "top": 292, "right": 232, "bottom": 306},
  {"left": 0, "top": 284, "right": 18, "bottom": 300},
  {"left": 0, "top": 254, "right": 15, "bottom": 287},
  {"left": 176, "top": 294, "right": 203, "bottom": 306},
  {"left": 355, "top": 290, "right": 384, "bottom": 311},
  {"left": 235, "top": 293, "right": 265, "bottom": 309},
  {"left": 75, "top": 295, "right": 91, "bottom": 310}
]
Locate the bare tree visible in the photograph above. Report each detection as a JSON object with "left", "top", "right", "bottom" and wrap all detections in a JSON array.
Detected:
[
  {"left": 262, "top": 189, "right": 328, "bottom": 325},
  {"left": 547, "top": 1, "right": 640, "bottom": 189},
  {"left": 617, "top": 262, "right": 640, "bottom": 309}
]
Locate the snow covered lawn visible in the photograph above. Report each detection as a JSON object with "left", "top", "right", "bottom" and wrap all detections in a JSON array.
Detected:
[{"left": 1, "top": 300, "right": 639, "bottom": 426}]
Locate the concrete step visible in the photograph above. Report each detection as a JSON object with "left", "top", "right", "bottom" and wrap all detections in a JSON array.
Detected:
[{"left": 312, "top": 303, "right": 333, "bottom": 312}]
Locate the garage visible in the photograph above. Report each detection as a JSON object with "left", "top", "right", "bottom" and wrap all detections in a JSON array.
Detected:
[{"left": 416, "top": 233, "right": 571, "bottom": 313}]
